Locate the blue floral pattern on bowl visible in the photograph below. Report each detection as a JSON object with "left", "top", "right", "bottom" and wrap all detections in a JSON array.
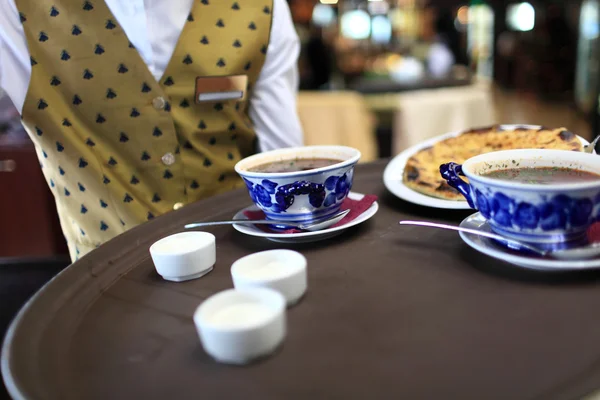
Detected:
[
  {"left": 241, "top": 172, "right": 353, "bottom": 222},
  {"left": 235, "top": 146, "right": 361, "bottom": 225},
  {"left": 440, "top": 159, "right": 600, "bottom": 245}
]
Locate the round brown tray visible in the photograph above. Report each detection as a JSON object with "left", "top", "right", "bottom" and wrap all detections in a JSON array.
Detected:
[{"left": 4, "top": 161, "right": 600, "bottom": 400}]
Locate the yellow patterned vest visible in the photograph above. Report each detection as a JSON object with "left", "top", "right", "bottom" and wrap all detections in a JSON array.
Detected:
[{"left": 14, "top": 0, "right": 273, "bottom": 260}]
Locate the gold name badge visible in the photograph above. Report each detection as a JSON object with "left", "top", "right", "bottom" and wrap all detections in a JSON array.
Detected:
[{"left": 195, "top": 75, "right": 248, "bottom": 103}]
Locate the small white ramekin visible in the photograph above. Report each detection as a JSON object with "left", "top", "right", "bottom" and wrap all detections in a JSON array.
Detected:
[
  {"left": 149, "top": 231, "right": 216, "bottom": 282},
  {"left": 231, "top": 249, "right": 307, "bottom": 306},
  {"left": 193, "top": 287, "right": 286, "bottom": 365}
]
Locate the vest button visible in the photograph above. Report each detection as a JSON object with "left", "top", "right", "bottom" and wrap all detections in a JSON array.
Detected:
[
  {"left": 152, "top": 97, "right": 166, "bottom": 110},
  {"left": 161, "top": 152, "right": 175, "bottom": 166},
  {"left": 173, "top": 202, "right": 184, "bottom": 210}
]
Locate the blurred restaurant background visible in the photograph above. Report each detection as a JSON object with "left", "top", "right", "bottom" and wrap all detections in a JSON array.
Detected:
[{"left": 1, "top": 0, "right": 600, "bottom": 262}]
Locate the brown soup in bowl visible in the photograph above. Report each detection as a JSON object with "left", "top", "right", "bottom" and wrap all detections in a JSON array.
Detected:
[
  {"left": 247, "top": 158, "right": 343, "bottom": 173},
  {"left": 482, "top": 167, "right": 600, "bottom": 184}
]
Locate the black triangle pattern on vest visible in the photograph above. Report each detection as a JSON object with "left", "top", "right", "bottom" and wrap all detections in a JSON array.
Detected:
[{"left": 18, "top": 0, "right": 274, "bottom": 255}]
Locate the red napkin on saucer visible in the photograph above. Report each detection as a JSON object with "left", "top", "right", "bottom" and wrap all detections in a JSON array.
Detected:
[
  {"left": 587, "top": 223, "right": 600, "bottom": 242},
  {"left": 243, "top": 194, "right": 378, "bottom": 234}
]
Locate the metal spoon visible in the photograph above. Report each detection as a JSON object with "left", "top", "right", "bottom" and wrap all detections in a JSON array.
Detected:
[
  {"left": 399, "top": 220, "right": 600, "bottom": 260},
  {"left": 584, "top": 134, "right": 600, "bottom": 154},
  {"left": 185, "top": 209, "right": 351, "bottom": 232}
]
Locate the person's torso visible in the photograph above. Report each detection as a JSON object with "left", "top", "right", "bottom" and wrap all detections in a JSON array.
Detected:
[{"left": 13, "top": 0, "right": 274, "bottom": 259}]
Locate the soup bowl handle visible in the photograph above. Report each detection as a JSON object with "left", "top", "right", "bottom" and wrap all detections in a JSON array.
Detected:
[{"left": 439, "top": 162, "right": 476, "bottom": 209}]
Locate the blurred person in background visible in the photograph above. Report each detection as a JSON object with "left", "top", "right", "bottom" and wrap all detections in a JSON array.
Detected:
[
  {"left": 0, "top": 0, "right": 303, "bottom": 261},
  {"left": 425, "top": 6, "right": 463, "bottom": 77},
  {"left": 303, "top": 24, "right": 333, "bottom": 90}
]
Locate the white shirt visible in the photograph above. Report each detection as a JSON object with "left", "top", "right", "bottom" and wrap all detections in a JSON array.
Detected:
[{"left": 0, "top": 0, "right": 303, "bottom": 151}]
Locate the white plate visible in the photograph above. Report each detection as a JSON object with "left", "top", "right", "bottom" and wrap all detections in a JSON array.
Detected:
[
  {"left": 382, "top": 125, "right": 590, "bottom": 210},
  {"left": 232, "top": 192, "right": 378, "bottom": 243},
  {"left": 459, "top": 212, "right": 600, "bottom": 271}
]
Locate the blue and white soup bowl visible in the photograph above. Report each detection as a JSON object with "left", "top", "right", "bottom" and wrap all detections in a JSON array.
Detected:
[
  {"left": 235, "top": 145, "right": 361, "bottom": 228},
  {"left": 440, "top": 149, "right": 600, "bottom": 245}
]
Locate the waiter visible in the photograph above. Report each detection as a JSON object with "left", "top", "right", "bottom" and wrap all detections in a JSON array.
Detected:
[{"left": 0, "top": 0, "right": 303, "bottom": 260}]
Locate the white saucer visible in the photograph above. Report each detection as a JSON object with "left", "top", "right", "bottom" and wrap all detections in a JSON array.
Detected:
[
  {"left": 232, "top": 192, "right": 378, "bottom": 243},
  {"left": 459, "top": 213, "right": 600, "bottom": 272}
]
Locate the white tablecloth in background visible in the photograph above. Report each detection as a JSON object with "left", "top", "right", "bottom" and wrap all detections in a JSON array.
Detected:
[
  {"left": 392, "top": 83, "right": 495, "bottom": 154},
  {"left": 296, "top": 91, "right": 378, "bottom": 163}
]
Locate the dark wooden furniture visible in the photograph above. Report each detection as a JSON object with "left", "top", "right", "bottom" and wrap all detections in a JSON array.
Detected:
[{"left": 0, "top": 101, "right": 68, "bottom": 258}]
